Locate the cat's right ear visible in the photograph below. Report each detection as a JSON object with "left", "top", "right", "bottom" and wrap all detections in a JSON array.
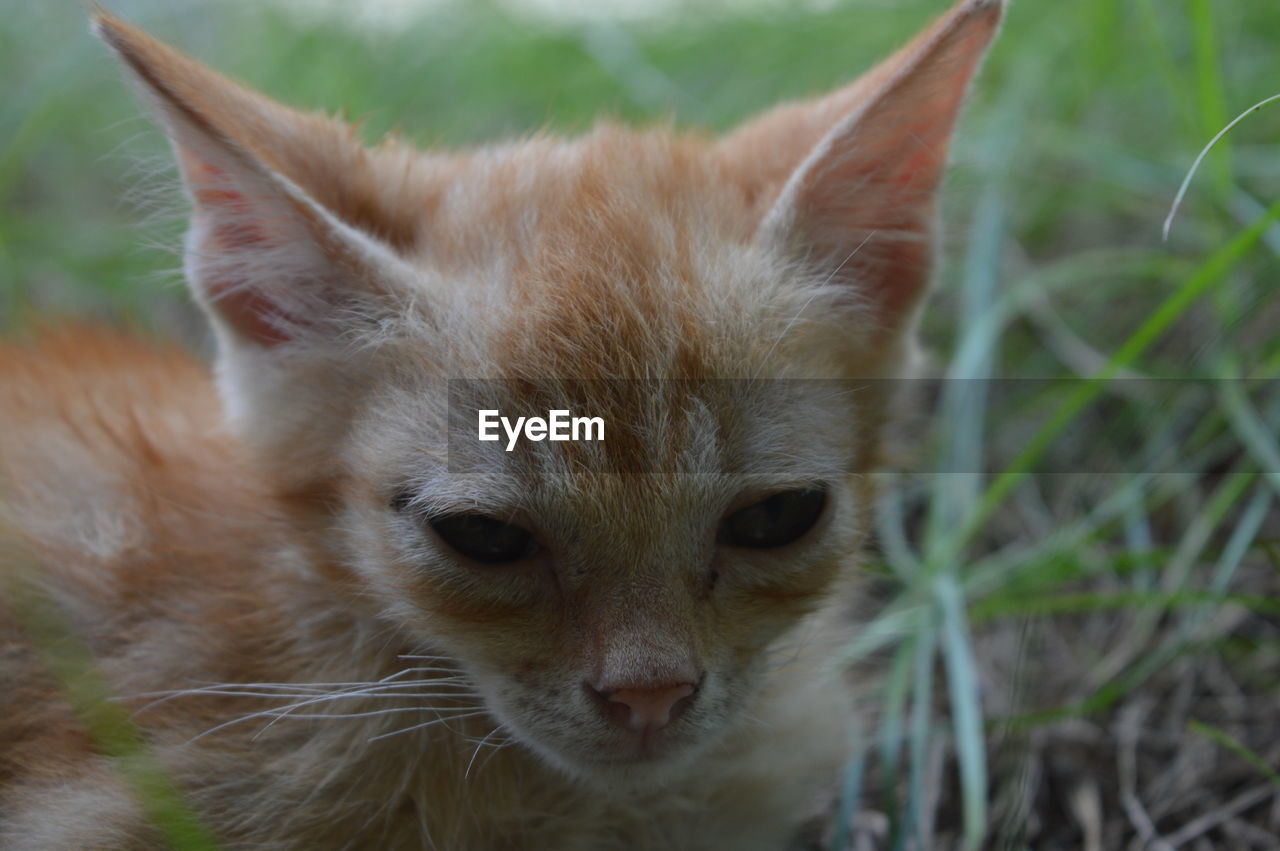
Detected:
[
  {"left": 93, "top": 13, "right": 415, "bottom": 348},
  {"left": 719, "top": 0, "right": 1003, "bottom": 346}
]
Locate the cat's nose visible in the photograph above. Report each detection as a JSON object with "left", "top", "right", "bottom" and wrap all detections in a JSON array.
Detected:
[{"left": 591, "top": 681, "right": 696, "bottom": 732}]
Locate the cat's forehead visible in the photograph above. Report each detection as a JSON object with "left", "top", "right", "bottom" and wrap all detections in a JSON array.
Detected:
[
  {"left": 420, "top": 125, "right": 765, "bottom": 292},
  {"left": 377, "top": 124, "right": 864, "bottom": 482},
  {"left": 421, "top": 376, "right": 859, "bottom": 501},
  {"left": 410, "top": 124, "right": 803, "bottom": 382},
  {"left": 432, "top": 123, "right": 760, "bottom": 243}
]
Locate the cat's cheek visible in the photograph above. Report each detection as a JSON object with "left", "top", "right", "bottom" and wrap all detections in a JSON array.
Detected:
[
  {"left": 459, "top": 671, "right": 608, "bottom": 779},
  {"left": 711, "top": 551, "right": 846, "bottom": 635},
  {"left": 341, "top": 499, "right": 553, "bottom": 618}
]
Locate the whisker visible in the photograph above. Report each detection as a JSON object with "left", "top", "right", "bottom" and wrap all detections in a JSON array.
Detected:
[
  {"left": 173, "top": 690, "right": 481, "bottom": 702},
  {"left": 464, "top": 725, "right": 511, "bottom": 781},
  {"left": 368, "top": 711, "right": 491, "bottom": 744},
  {"left": 740, "top": 710, "right": 776, "bottom": 731},
  {"left": 127, "top": 678, "right": 479, "bottom": 715},
  {"left": 131, "top": 669, "right": 468, "bottom": 697},
  {"left": 258, "top": 706, "right": 482, "bottom": 722},
  {"left": 396, "top": 654, "right": 459, "bottom": 663},
  {"left": 180, "top": 679, "right": 479, "bottom": 740},
  {"left": 244, "top": 682, "right": 481, "bottom": 738},
  {"left": 377, "top": 665, "right": 463, "bottom": 681},
  {"left": 160, "top": 681, "right": 475, "bottom": 696},
  {"left": 190, "top": 701, "right": 481, "bottom": 744}
]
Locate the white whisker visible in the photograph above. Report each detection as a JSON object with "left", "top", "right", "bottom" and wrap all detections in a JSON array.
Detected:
[
  {"left": 176, "top": 690, "right": 479, "bottom": 702},
  {"left": 128, "top": 677, "right": 479, "bottom": 715},
  {"left": 188, "top": 699, "right": 482, "bottom": 744},
  {"left": 464, "top": 725, "right": 510, "bottom": 781},
  {"left": 159, "top": 667, "right": 483, "bottom": 743},
  {"left": 377, "top": 665, "right": 463, "bottom": 681},
  {"left": 368, "top": 711, "right": 490, "bottom": 744},
  {"left": 258, "top": 706, "right": 481, "bottom": 722},
  {"left": 131, "top": 669, "right": 467, "bottom": 697},
  {"left": 753, "top": 230, "right": 877, "bottom": 380},
  {"left": 245, "top": 682, "right": 480, "bottom": 738}
]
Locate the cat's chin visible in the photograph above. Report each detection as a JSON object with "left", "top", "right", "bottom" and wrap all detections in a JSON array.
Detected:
[
  {"left": 536, "top": 743, "right": 705, "bottom": 792},
  {"left": 516, "top": 725, "right": 725, "bottom": 793}
]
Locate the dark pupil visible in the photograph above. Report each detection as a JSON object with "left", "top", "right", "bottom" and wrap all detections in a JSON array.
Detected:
[
  {"left": 721, "top": 488, "right": 827, "bottom": 549},
  {"left": 430, "top": 514, "right": 534, "bottom": 564}
]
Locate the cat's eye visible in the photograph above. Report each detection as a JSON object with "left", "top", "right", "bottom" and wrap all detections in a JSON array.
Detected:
[
  {"left": 720, "top": 487, "right": 828, "bottom": 549},
  {"left": 429, "top": 513, "right": 539, "bottom": 564}
]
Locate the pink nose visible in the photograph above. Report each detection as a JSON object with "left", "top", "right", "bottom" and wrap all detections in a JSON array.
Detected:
[{"left": 596, "top": 682, "right": 696, "bottom": 731}]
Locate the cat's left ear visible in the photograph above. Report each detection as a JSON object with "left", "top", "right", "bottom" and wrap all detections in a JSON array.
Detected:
[
  {"left": 724, "top": 0, "right": 1003, "bottom": 341},
  {"left": 94, "top": 13, "right": 427, "bottom": 479},
  {"left": 93, "top": 12, "right": 418, "bottom": 350}
]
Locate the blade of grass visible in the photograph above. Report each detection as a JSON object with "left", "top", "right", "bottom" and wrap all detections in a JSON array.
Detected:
[
  {"left": 1262, "top": 540, "right": 1280, "bottom": 573},
  {"left": 830, "top": 723, "right": 868, "bottom": 851},
  {"left": 877, "top": 639, "right": 915, "bottom": 842},
  {"left": 926, "top": 72, "right": 1027, "bottom": 548},
  {"left": 1188, "top": 720, "right": 1280, "bottom": 789},
  {"left": 983, "top": 474, "right": 1272, "bottom": 730},
  {"left": 992, "top": 631, "right": 1236, "bottom": 732},
  {"left": 1163, "top": 92, "right": 1280, "bottom": 240},
  {"left": 1122, "top": 500, "right": 1156, "bottom": 593},
  {"left": 932, "top": 194, "right": 1280, "bottom": 573},
  {"left": 937, "top": 575, "right": 987, "bottom": 851},
  {"left": 1188, "top": 0, "right": 1232, "bottom": 199},
  {"left": 1, "top": 558, "right": 220, "bottom": 850},
  {"left": 901, "top": 619, "right": 937, "bottom": 851},
  {"left": 875, "top": 476, "right": 922, "bottom": 581},
  {"left": 1172, "top": 483, "right": 1272, "bottom": 643},
  {"left": 971, "top": 589, "right": 1280, "bottom": 622},
  {"left": 1090, "top": 466, "right": 1255, "bottom": 687},
  {"left": 1081, "top": 0, "right": 1120, "bottom": 91},
  {"left": 1206, "top": 485, "right": 1272, "bottom": 596},
  {"left": 1134, "top": 0, "right": 1196, "bottom": 135},
  {"left": 840, "top": 601, "right": 927, "bottom": 669},
  {"left": 965, "top": 471, "right": 1158, "bottom": 597},
  {"left": 1158, "top": 467, "right": 1257, "bottom": 594},
  {"left": 1219, "top": 377, "right": 1280, "bottom": 498}
]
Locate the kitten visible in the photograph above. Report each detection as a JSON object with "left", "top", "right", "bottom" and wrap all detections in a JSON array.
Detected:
[{"left": 0, "top": 1, "right": 1001, "bottom": 848}]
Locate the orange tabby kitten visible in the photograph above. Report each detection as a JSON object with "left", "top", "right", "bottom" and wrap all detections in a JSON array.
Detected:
[{"left": 0, "top": 1, "right": 1001, "bottom": 847}]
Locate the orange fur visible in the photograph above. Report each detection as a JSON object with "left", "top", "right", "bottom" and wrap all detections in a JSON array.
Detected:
[{"left": 1, "top": 2, "right": 1002, "bottom": 847}]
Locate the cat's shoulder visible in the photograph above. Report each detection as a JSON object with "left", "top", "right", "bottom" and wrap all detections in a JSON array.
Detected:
[
  {"left": 0, "top": 323, "right": 212, "bottom": 412},
  {"left": 0, "top": 325, "right": 276, "bottom": 598}
]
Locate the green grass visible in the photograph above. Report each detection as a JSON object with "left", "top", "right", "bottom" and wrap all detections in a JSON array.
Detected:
[
  {"left": 2, "top": 561, "right": 220, "bottom": 850},
  {"left": 3, "top": 0, "right": 1279, "bottom": 848}
]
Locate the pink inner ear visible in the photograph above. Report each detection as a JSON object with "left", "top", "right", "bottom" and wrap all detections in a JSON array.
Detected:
[
  {"left": 192, "top": 183, "right": 270, "bottom": 250},
  {"left": 893, "top": 144, "right": 943, "bottom": 191},
  {"left": 874, "top": 240, "right": 932, "bottom": 320},
  {"left": 182, "top": 154, "right": 296, "bottom": 347},
  {"left": 182, "top": 154, "right": 227, "bottom": 184},
  {"left": 204, "top": 278, "right": 295, "bottom": 347},
  {"left": 207, "top": 212, "right": 269, "bottom": 250}
]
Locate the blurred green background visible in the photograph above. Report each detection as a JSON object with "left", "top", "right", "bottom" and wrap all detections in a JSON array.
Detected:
[
  {"left": 4, "top": 0, "right": 1278, "bottom": 847},
  {"left": 6, "top": 0, "right": 1279, "bottom": 359}
]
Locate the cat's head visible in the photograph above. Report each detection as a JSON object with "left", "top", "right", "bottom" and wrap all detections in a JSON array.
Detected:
[{"left": 98, "top": 0, "right": 1001, "bottom": 786}]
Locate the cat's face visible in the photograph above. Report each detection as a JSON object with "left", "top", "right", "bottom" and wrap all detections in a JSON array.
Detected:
[
  {"left": 352, "top": 380, "right": 868, "bottom": 782},
  {"left": 98, "top": 0, "right": 1001, "bottom": 786},
  {"left": 329, "top": 158, "right": 878, "bottom": 780}
]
